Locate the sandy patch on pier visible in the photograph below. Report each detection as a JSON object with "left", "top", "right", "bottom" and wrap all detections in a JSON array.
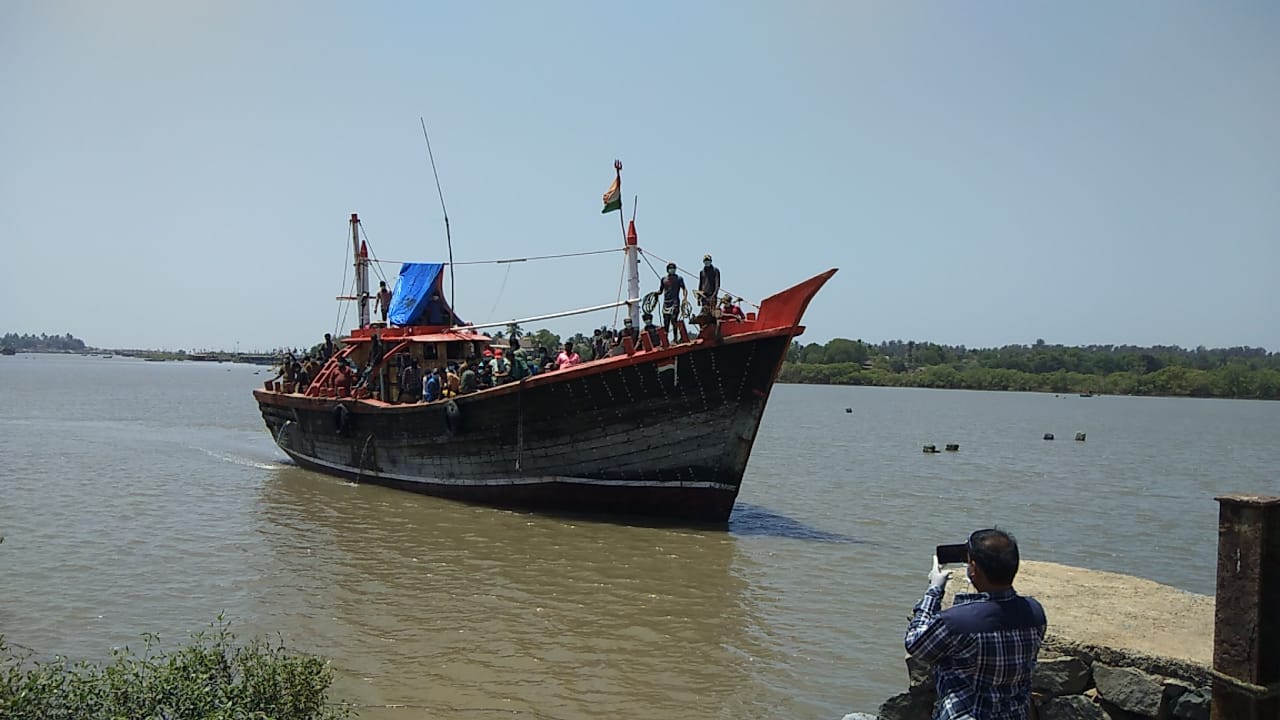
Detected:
[{"left": 944, "top": 559, "right": 1214, "bottom": 668}]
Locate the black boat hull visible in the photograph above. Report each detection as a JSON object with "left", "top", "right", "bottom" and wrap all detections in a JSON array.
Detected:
[{"left": 257, "top": 333, "right": 793, "bottom": 522}]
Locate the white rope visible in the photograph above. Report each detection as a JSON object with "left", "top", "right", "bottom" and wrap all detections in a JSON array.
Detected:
[
  {"left": 457, "top": 298, "right": 641, "bottom": 331},
  {"left": 370, "top": 247, "right": 620, "bottom": 266}
]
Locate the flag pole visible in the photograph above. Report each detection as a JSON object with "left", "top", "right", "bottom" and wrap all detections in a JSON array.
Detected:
[
  {"left": 614, "top": 159, "right": 625, "bottom": 242},
  {"left": 615, "top": 160, "right": 640, "bottom": 327}
]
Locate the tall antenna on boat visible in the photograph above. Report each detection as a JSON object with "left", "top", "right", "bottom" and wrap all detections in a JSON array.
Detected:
[
  {"left": 420, "top": 117, "right": 456, "bottom": 327},
  {"left": 352, "top": 213, "right": 370, "bottom": 329}
]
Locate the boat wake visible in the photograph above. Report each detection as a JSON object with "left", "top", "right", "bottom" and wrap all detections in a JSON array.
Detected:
[{"left": 193, "top": 446, "right": 290, "bottom": 471}]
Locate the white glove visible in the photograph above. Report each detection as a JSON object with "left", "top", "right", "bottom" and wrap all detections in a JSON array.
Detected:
[{"left": 929, "top": 555, "right": 952, "bottom": 590}]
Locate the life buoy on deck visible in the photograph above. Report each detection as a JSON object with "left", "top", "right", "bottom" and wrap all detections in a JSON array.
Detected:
[{"left": 444, "top": 399, "right": 463, "bottom": 436}]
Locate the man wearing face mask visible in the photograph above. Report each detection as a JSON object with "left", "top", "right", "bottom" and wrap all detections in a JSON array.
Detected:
[
  {"left": 657, "top": 262, "right": 687, "bottom": 338},
  {"left": 904, "top": 529, "right": 1046, "bottom": 720},
  {"left": 697, "top": 254, "right": 721, "bottom": 318}
]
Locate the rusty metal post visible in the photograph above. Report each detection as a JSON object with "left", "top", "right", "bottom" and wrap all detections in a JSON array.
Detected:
[{"left": 1212, "top": 494, "right": 1280, "bottom": 720}]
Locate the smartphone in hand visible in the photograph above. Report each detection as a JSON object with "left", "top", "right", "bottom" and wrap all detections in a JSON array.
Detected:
[{"left": 935, "top": 543, "right": 969, "bottom": 567}]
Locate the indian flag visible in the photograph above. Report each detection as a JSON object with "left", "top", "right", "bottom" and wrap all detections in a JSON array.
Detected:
[{"left": 601, "top": 175, "right": 621, "bottom": 214}]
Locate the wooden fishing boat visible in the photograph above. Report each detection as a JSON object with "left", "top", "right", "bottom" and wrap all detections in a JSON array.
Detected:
[{"left": 254, "top": 211, "right": 834, "bottom": 522}]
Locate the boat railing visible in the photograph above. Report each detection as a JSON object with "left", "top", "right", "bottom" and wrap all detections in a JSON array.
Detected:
[{"left": 302, "top": 346, "right": 360, "bottom": 397}]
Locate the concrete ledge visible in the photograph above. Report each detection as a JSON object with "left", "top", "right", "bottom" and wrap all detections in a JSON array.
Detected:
[{"left": 941, "top": 560, "right": 1213, "bottom": 683}]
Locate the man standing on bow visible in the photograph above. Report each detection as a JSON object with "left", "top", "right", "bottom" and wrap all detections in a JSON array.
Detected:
[
  {"left": 697, "top": 254, "right": 721, "bottom": 318},
  {"left": 657, "top": 262, "right": 687, "bottom": 338},
  {"left": 905, "top": 529, "right": 1046, "bottom": 720}
]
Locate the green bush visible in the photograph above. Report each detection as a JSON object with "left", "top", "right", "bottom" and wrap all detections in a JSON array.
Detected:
[{"left": 0, "top": 620, "right": 351, "bottom": 720}]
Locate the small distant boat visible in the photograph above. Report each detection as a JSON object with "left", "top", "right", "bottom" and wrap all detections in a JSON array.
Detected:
[
  {"left": 1079, "top": 393, "right": 1094, "bottom": 398},
  {"left": 1, "top": 347, "right": 16, "bottom": 356}
]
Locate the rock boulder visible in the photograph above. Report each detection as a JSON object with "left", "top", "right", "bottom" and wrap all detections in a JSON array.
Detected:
[
  {"left": 1038, "top": 694, "right": 1110, "bottom": 720},
  {"left": 1034, "top": 656, "right": 1092, "bottom": 696},
  {"left": 1092, "top": 663, "right": 1163, "bottom": 717}
]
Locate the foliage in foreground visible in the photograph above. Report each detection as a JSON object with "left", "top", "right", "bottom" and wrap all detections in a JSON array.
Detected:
[{"left": 0, "top": 621, "right": 351, "bottom": 720}]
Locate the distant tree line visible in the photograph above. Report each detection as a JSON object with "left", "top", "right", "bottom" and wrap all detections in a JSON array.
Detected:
[
  {"left": 779, "top": 338, "right": 1280, "bottom": 400},
  {"left": 2, "top": 332, "right": 86, "bottom": 352}
]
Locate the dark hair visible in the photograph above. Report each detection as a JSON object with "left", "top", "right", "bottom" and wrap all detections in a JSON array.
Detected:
[{"left": 967, "top": 529, "right": 1020, "bottom": 585}]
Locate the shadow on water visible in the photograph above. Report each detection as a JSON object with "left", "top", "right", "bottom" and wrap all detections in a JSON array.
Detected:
[
  {"left": 271, "top": 460, "right": 862, "bottom": 543},
  {"left": 728, "top": 502, "right": 864, "bottom": 543}
]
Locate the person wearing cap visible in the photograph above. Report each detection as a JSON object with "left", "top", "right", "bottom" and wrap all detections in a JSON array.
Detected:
[
  {"left": 489, "top": 347, "right": 511, "bottom": 385},
  {"left": 697, "top": 254, "right": 721, "bottom": 318},
  {"left": 721, "top": 294, "right": 746, "bottom": 322},
  {"left": 618, "top": 316, "right": 640, "bottom": 349},
  {"left": 641, "top": 312, "right": 661, "bottom": 346},
  {"left": 657, "top": 262, "right": 687, "bottom": 337},
  {"left": 375, "top": 280, "right": 393, "bottom": 324}
]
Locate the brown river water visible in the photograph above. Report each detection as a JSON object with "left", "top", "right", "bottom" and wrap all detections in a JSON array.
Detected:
[{"left": 1, "top": 354, "right": 1277, "bottom": 718}]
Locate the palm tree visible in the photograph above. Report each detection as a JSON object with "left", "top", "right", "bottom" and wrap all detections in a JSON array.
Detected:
[{"left": 506, "top": 323, "right": 524, "bottom": 340}]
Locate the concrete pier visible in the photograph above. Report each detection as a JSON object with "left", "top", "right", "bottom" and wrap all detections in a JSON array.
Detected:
[{"left": 1212, "top": 494, "right": 1280, "bottom": 720}]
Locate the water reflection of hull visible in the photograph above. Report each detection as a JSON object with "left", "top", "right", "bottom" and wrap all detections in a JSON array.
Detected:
[{"left": 255, "top": 468, "right": 785, "bottom": 718}]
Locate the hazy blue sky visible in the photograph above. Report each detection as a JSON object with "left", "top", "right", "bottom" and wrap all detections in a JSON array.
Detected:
[{"left": 3, "top": 1, "right": 1277, "bottom": 352}]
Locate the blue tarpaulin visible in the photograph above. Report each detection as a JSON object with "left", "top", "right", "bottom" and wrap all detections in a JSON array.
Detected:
[{"left": 388, "top": 263, "right": 461, "bottom": 326}]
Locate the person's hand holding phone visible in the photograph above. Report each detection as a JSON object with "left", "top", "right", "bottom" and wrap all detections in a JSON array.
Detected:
[{"left": 929, "top": 555, "right": 952, "bottom": 590}]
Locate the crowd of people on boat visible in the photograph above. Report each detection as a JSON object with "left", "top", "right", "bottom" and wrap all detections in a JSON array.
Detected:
[{"left": 271, "top": 254, "right": 747, "bottom": 402}]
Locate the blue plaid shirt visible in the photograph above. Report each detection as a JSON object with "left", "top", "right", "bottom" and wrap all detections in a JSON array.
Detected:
[{"left": 905, "top": 585, "right": 1046, "bottom": 720}]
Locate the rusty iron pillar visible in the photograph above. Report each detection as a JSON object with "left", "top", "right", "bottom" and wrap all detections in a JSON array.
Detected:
[{"left": 1212, "top": 494, "right": 1280, "bottom": 720}]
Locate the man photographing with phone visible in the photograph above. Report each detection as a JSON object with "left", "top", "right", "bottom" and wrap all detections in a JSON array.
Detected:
[{"left": 905, "top": 529, "right": 1047, "bottom": 720}]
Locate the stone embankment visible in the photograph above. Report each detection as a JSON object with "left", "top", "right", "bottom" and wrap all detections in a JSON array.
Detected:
[{"left": 852, "top": 560, "right": 1215, "bottom": 720}]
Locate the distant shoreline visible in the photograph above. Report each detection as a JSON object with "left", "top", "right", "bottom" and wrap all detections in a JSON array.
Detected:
[
  {"left": 776, "top": 362, "right": 1279, "bottom": 401},
  {"left": 2, "top": 349, "right": 278, "bottom": 365}
]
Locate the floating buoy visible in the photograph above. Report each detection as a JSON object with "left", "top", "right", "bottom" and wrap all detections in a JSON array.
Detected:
[
  {"left": 1075, "top": 432, "right": 1086, "bottom": 442},
  {"left": 845, "top": 408, "right": 853, "bottom": 413},
  {"left": 923, "top": 444, "right": 940, "bottom": 454},
  {"left": 1043, "top": 433, "right": 1055, "bottom": 441},
  {"left": 945, "top": 443, "right": 959, "bottom": 452}
]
